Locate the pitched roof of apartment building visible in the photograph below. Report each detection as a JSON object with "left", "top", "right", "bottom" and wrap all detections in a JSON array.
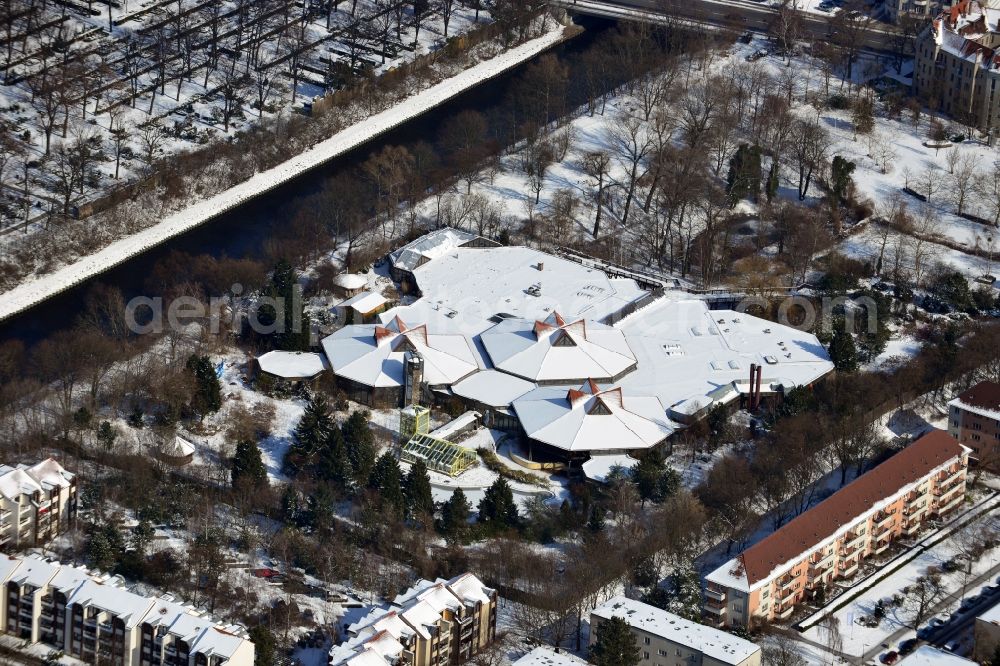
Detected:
[
  {"left": 949, "top": 380, "right": 1000, "bottom": 418},
  {"left": 707, "top": 430, "right": 967, "bottom": 591},
  {"left": 592, "top": 596, "right": 760, "bottom": 666},
  {"left": 930, "top": 0, "right": 1000, "bottom": 71},
  {"left": 0, "top": 554, "right": 252, "bottom": 658},
  {"left": 331, "top": 573, "right": 495, "bottom": 666},
  {"left": 0, "top": 458, "right": 74, "bottom": 501}
]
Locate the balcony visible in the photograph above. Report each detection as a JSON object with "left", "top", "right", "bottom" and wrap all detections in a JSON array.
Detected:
[
  {"left": 705, "top": 597, "right": 727, "bottom": 614},
  {"left": 839, "top": 544, "right": 858, "bottom": 559},
  {"left": 874, "top": 540, "right": 891, "bottom": 554},
  {"left": 704, "top": 587, "right": 726, "bottom": 601},
  {"left": 937, "top": 493, "right": 964, "bottom": 514},
  {"left": 873, "top": 512, "right": 895, "bottom": 528}
]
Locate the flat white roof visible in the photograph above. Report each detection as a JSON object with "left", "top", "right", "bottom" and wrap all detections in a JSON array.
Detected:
[
  {"left": 406, "top": 245, "right": 647, "bottom": 332},
  {"left": 592, "top": 596, "right": 760, "bottom": 666},
  {"left": 257, "top": 351, "right": 328, "bottom": 379},
  {"left": 615, "top": 299, "right": 833, "bottom": 411},
  {"left": 451, "top": 370, "right": 535, "bottom": 407},
  {"left": 898, "top": 646, "right": 978, "bottom": 666},
  {"left": 514, "top": 647, "right": 588, "bottom": 666},
  {"left": 581, "top": 453, "right": 637, "bottom": 482},
  {"left": 979, "top": 598, "right": 1000, "bottom": 625},
  {"left": 340, "top": 291, "right": 388, "bottom": 314}
]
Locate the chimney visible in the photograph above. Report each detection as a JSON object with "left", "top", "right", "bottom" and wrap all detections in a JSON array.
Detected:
[
  {"left": 749, "top": 364, "right": 757, "bottom": 410},
  {"left": 754, "top": 365, "right": 763, "bottom": 410},
  {"left": 404, "top": 350, "right": 424, "bottom": 406},
  {"left": 537, "top": 262, "right": 544, "bottom": 271}
]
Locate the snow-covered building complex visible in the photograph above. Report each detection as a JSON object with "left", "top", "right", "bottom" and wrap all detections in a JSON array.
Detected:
[
  {"left": 0, "top": 554, "right": 254, "bottom": 666},
  {"left": 328, "top": 573, "right": 497, "bottom": 666},
  {"left": 320, "top": 230, "right": 834, "bottom": 469},
  {"left": 704, "top": 430, "right": 969, "bottom": 629},
  {"left": 0, "top": 458, "right": 76, "bottom": 550}
]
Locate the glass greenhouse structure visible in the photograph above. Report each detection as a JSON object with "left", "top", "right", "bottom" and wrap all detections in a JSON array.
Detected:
[{"left": 400, "top": 434, "right": 477, "bottom": 477}]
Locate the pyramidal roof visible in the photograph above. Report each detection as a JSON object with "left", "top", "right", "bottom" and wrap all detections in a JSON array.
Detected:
[
  {"left": 481, "top": 312, "right": 637, "bottom": 384},
  {"left": 512, "top": 380, "right": 675, "bottom": 453},
  {"left": 322, "top": 317, "right": 478, "bottom": 389}
]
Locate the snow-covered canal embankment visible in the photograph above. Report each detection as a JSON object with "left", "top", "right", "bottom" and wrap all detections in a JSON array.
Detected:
[{"left": 0, "top": 24, "right": 569, "bottom": 323}]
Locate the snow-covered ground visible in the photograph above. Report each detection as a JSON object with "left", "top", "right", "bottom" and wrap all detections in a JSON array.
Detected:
[{"left": 0, "top": 23, "right": 567, "bottom": 323}]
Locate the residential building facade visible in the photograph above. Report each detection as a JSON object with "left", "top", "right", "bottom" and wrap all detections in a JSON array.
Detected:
[
  {"left": 0, "top": 459, "right": 77, "bottom": 550},
  {"left": 914, "top": 1, "right": 1000, "bottom": 130},
  {"left": 329, "top": 573, "right": 497, "bottom": 666},
  {"left": 948, "top": 380, "right": 1000, "bottom": 468},
  {"left": 704, "top": 430, "right": 969, "bottom": 628},
  {"left": 590, "top": 597, "right": 761, "bottom": 666},
  {"left": 0, "top": 554, "right": 253, "bottom": 666}
]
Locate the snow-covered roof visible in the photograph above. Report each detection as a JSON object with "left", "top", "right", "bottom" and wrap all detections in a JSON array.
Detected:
[
  {"left": 334, "top": 574, "right": 493, "bottom": 666},
  {"left": 321, "top": 317, "right": 478, "bottom": 388},
  {"left": 898, "top": 646, "right": 978, "bottom": 666},
  {"left": 160, "top": 436, "right": 196, "bottom": 459},
  {"left": 513, "top": 380, "right": 676, "bottom": 453},
  {"left": 0, "top": 458, "right": 73, "bottom": 500},
  {"left": 514, "top": 647, "right": 588, "bottom": 666},
  {"left": 334, "top": 273, "right": 369, "bottom": 290},
  {"left": 22, "top": 459, "right": 73, "bottom": 490},
  {"left": 257, "top": 350, "right": 328, "bottom": 380},
  {"left": 68, "top": 579, "right": 157, "bottom": 628},
  {"left": 0, "top": 555, "right": 251, "bottom": 655},
  {"left": 389, "top": 228, "right": 478, "bottom": 272},
  {"left": 978, "top": 597, "right": 1000, "bottom": 625},
  {"left": 0, "top": 468, "right": 42, "bottom": 500},
  {"left": 931, "top": 1, "right": 1000, "bottom": 72},
  {"left": 340, "top": 291, "right": 388, "bottom": 314},
  {"left": 397, "top": 244, "right": 648, "bottom": 333},
  {"left": 451, "top": 370, "right": 535, "bottom": 407},
  {"left": 481, "top": 313, "right": 637, "bottom": 383},
  {"left": 592, "top": 596, "right": 761, "bottom": 666},
  {"left": 616, "top": 298, "right": 833, "bottom": 412},
  {"left": 581, "top": 453, "right": 637, "bottom": 482}
]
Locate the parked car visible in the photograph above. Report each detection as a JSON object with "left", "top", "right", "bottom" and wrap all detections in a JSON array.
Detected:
[
  {"left": 898, "top": 639, "right": 918, "bottom": 655},
  {"left": 881, "top": 652, "right": 899, "bottom": 665},
  {"left": 746, "top": 49, "right": 768, "bottom": 62}
]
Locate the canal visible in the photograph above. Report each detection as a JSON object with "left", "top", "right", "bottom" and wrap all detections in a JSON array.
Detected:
[{"left": 0, "top": 17, "right": 620, "bottom": 344}]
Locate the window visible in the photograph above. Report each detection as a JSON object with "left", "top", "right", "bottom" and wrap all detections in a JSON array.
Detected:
[
  {"left": 644, "top": 652, "right": 650, "bottom": 660},
  {"left": 675, "top": 650, "right": 682, "bottom": 657},
  {"left": 658, "top": 650, "right": 668, "bottom": 657},
  {"left": 644, "top": 638, "right": 651, "bottom": 645}
]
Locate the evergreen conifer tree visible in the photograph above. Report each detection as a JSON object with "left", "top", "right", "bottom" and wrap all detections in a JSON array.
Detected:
[
  {"left": 343, "top": 410, "right": 376, "bottom": 485},
  {"left": 589, "top": 616, "right": 641, "bottom": 666},
  {"left": 478, "top": 477, "right": 519, "bottom": 530},
  {"left": 404, "top": 459, "right": 435, "bottom": 518},
  {"left": 231, "top": 440, "right": 268, "bottom": 490}
]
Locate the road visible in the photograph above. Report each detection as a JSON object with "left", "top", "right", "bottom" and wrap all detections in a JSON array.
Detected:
[{"left": 553, "top": 0, "right": 900, "bottom": 54}]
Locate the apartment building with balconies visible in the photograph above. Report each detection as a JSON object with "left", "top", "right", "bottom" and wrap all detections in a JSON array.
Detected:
[
  {"left": 948, "top": 380, "right": 1000, "bottom": 469},
  {"left": 0, "top": 458, "right": 77, "bottom": 550},
  {"left": 913, "top": 1, "right": 1000, "bottom": 130},
  {"left": 328, "top": 573, "right": 497, "bottom": 666},
  {"left": 704, "top": 430, "right": 969, "bottom": 629},
  {"left": 590, "top": 597, "right": 761, "bottom": 666},
  {"left": 0, "top": 554, "right": 253, "bottom": 666}
]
